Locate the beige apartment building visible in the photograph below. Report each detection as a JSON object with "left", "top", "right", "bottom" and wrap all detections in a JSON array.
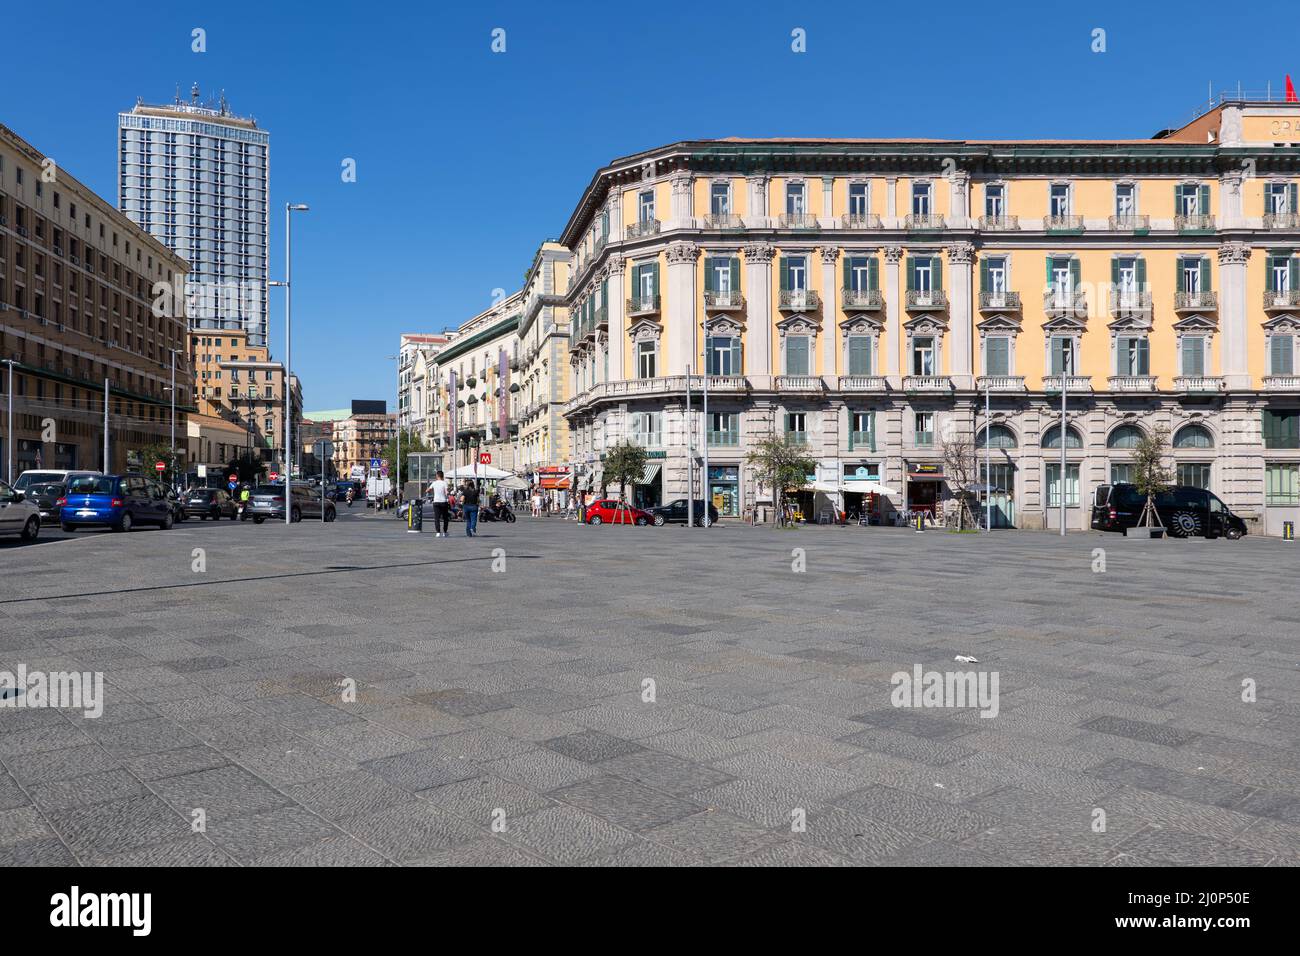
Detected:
[
  {"left": 333, "top": 400, "right": 395, "bottom": 480},
  {"left": 516, "top": 242, "right": 573, "bottom": 482},
  {"left": 0, "top": 121, "right": 192, "bottom": 478}
]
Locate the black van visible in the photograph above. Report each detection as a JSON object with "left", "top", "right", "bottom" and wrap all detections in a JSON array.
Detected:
[{"left": 1091, "top": 483, "right": 1247, "bottom": 539}]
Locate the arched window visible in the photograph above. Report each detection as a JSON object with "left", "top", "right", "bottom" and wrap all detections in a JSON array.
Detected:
[
  {"left": 1173, "top": 424, "right": 1214, "bottom": 449},
  {"left": 1042, "top": 424, "right": 1083, "bottom": 449},
  {"left": 976, "top": 424, "right": 1018, "bottom": 449},
  {"left": 1107, "top": 424, "right": 1145, "bottom": 448}
]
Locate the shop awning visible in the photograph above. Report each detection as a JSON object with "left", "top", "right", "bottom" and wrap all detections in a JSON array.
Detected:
[
  {"left": 540, "top": 473, "right": 570, "bottom": 490},
  {"left": 843, "top": 479, "right": 898, "bottom": 495},
  {"left": 637, "top": 463, "right": 661, "bottom": 486},
  {"left": 907, "top": 472, "right": 946, "bottom": 481}
]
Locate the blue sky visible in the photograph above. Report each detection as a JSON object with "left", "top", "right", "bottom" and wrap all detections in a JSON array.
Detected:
[{"left": 4, "top": 0, "right": 1296, "bottom": 409}]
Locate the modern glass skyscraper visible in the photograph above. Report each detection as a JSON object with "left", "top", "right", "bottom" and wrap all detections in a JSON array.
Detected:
[{"left": 118, "top": 86, "right": 270, "bottom": 345}]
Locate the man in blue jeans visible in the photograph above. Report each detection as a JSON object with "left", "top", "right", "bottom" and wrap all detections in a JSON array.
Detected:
[{"left": 460, "top": 479, "right": 480, "bottom": 537}]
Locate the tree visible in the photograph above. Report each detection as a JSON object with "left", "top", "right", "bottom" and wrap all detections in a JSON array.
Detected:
[
  {"left": 745, "top": 434, "right": 815, "bottom": 526},
  {"left": 133, "top": 442, "right": 177, "bottom": 485},
  {"left": 1132, "top": 425, "right": 1172, "bottom": 530},
  {"left": 224, "top": 454, "right": 265, "bottom": 487},
  {"left": 940, "top": 433, "right": 980, "bottom": 530},
  {"left": 601, "top": 441, "right": 648, "bottom": 523},
  {"left": 379, "top": 429, "right": 430, "bottom": 488}
]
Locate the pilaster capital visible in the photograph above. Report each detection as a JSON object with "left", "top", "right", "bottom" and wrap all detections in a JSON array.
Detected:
[
  {"left": 741, "top": 242, "right": 776, "bottom": 264},
  {"left": 669, "top": 171, "right": 693, "bottom": 195},
  {"left": 665, "top": 241, "right": 700, "bottom": 264},
  {"left": 949, "top": 170, "right": 970, "bottom": 189},
  {"left": 819, "top": 245, "right": 840, "bottom": 265},
  {"left": 884, "top": 244, "right": 905, "bottom": 265},
  {"left": 603, "top": 252, "right": 624, "bottom": 277},
  {"left": 1218, "top": 241, "right": 1250, "bottom": 266},
  {"left": 946, "top": 241, "right": 975, "bottom": 265}
]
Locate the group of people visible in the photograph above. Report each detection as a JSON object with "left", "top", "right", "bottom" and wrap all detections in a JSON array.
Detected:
[{"left": 423, "top": 470, "right": 487, "bottom": 537}]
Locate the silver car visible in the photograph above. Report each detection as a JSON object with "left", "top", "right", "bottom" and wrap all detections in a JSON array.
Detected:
[
  {"left": 246, "top": 484, "right": 336, "bottom": 524},
  {"left": 0, "top": 480, "right": 41, "bottom": 542}
]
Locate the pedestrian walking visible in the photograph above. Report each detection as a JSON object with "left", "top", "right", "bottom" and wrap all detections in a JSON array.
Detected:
[
  {"left": 531, "top": 491, "right": 541, "bottom": 518},
  {"left": 461, "top": 479, "right": 480, "bottom": 537},
  {"left": 429, "top": 470, "right": 450, "bottom": 537}
]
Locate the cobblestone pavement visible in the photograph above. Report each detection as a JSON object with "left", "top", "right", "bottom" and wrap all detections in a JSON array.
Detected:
[{"left": 1, "top": 512, "right": 1297, "bottom": 866}]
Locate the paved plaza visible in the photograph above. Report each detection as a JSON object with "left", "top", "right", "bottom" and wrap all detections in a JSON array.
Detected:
[{"left": 0, "top": 513, "right": 1297, "bottom": 866}]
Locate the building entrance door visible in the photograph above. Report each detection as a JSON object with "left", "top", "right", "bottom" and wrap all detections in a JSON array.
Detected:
[{"left": 981, "top": 462, "right": 1016, "bottom": 528}]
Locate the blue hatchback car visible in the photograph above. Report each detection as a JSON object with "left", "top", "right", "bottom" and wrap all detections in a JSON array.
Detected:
[{"left": 58, "top": 474, "right": 175, "bottom": 532}]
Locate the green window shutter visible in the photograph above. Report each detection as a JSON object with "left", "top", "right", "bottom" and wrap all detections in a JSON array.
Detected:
[
  {"left": 987, "top": 337, "right": 1009, "bottom": 375},
  {"left": 1272, "top": 335, "right": 1294, "bottom": 374},
  {"left": 650, "top": 262, "right": 660, "bottom": 297},
  {"left": 1199, "top": 258, "right": 1211, "bottom": 292},
  {"left": 980, "top": 257, "right": 990, "bottom": 293},
  {"left": 1184, "top": 336, "right": 1204, "bottom": 375},
  {"left": 1135, "top": 258, "right": 1146, "bottom": 289},
  {"left": 906, "top": 259, "right": 916, "bottom": 291},
  {"left": 932, "top": 256, "right": 943, "bottom": 290},
  {"left": 1291, "top": 258, "right": 1300, "bottom": 293},
  {"left": 1175, "top": 258, "right": 1186, "bottom": 293},
  {"left": 1111, "top": 258, "right": 1120, "bottom": 287},
  {"left": 1199, "top": 184, "right": 1210, "bottom": 214},
  {"left": 1136, "top": 338, "right": 1150, "bottom": 375},
  {"left": 848, "top": 336, "right": 869, "bottom": 374},
  {"left": 1051, "top": 337, "right": 1064, "bottom": 375},
  {"left": 843, "top": 256, "right": 851, "bottom": 290},
  {"left": 729, "top": 257, "right": 740, "bottom": 292},
  {"left": 1291, "top": 183, "right": 1298, "bottom": 213},
  {"left": 868, "top": 257, "right": 879, "bottom": 291},
  {"left": 1045, "top": 255, "right": 1055, "bottom": 284},
  {"left": 779, "top": 258, "right": 790, "bottom": 291},
  {"left": 1068, "top": 258, "right": 1081, "bottom": 288},
  {"left": 703, "top": 259, "right": 716, "bottom": 293},
  {"left": 731, "top": 338, "right": 741, "bottom": 373}
]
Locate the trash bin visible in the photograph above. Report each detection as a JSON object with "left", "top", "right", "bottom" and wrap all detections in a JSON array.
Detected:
[
  {"left": 1285, "top": 520, "right": 1295, "bottom": 541},
  {"left": 408, "top": 499, "right": 423, "bottom": 533}
]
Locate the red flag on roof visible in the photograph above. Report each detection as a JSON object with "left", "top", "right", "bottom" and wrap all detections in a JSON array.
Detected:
[{"left": 1287, "top": 75, "right": 1298, "bottom": 102}]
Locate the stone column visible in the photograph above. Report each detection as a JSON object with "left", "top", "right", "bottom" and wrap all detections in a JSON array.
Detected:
[
  {"left": 747, "top": 175, "right": 769, "bottom": 228},
  {"left": 1220, "top": 170, "right": 1244, "bottom": 230},
  {"left": 743, "top": 242, "right": 775, "bottom": 388},
  {"left": 884, "top": 245, "right": 904, "bottom": 381},
  {"left": 606, "top": 253, "right": 625, "bottom": 384},
  {"left": 670, "top": 172, "right": 693, "bottom": 229},
  {"left": 949, "top": 171, "right": 970, "bottom": 228},
  {"left": 885, "top": 177, "right": 898, "bottom": 223},
  {"left": 665, "top": 241, "right": 699, "bottom": 376},
  {"left": 946, "top": 241, "right": 975, "bottom": 389},
  {"left": 819, "top": 246, "right": 839, "bottom": 380},
  {"left": 1219, "top": 242, "right": 1251, "bottom": 389},
  {"left": 821, "top": 177, "right": 834, "bottom": 222},
  {"left": 607, "top": 188, "right": 623, "bottom": 243}
]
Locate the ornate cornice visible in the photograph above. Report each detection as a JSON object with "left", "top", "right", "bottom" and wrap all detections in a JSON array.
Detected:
[
  {"left": 946, "top": 241, "right": 975, "bottom": 265},
  {"left": 741, "top": 242, "right": 776, "bottom": 264},
  {"left": 884, "top": 245, "right": 905, "bottom": 265},
  {"left": 1218, "top": 241, "right": 1250, "bottom": 266},
  {"left": 665, "top": 241, "right": 700, "bottom": 264},
  {"left": 819, "top": 246, "right": 840, "bottom": 265}
]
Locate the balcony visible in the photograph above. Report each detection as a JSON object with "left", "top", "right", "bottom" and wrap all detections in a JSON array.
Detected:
[
  {"left": 776, "top": 375, "right": 825, "bottom": 393},
  {"left": 848, "top": 431, "right": 876, "bottom": 452},
  {"left": 905, "top": 213, "right": 944, "bottom": 231},
  {"left": 785, "top": 431, "right": 809, "bottom": 446},
  {"left": 707, "top": 429, "right": 740, "bottom": 447},
  {"left": 841, "top": 288, "right": 884, "bottom": 311},
  {"left": 703, "top": 289, "right": 745, "bottom": 311},
  {"left": 976, "top": 375, "right": 1027, "bottom": 393},
  {"left": 1108, "top": 214, "right": 1150, "bottom": 233},
  {"left": 1263, "top": 374, "right": 1300, "bottom": 391},
  {"left": 593, "top": 305, "right": 608, "bottom": 332},
  {"left": 1174, "top": 290, "right": 1218, "bottom": 312},
  {"left": 837, "top": 375, "right": 888, "bottom": 392},
  {"left": 1043, "top": 288, "right": 1088, "bottom": 319},
  {"left": 840, "top": 213, "right": 882, "bottom": 229},
  {"left": 905, "top": 289, "right": 947, "bottom": 311},
  {"left": 778, "top": 213, "right": 819, "bottom": 230},
  {"left": 1109, "top": 288, "right": 1153, "bottom": 318},
  {"left": 1173, "top": 375, "right": 1226, "bottom": 394},
  {"left": 1175, "top": 214, "right": 1215, "bottom": 232},
  {"left": 626, "top": 295, "right": 661, "bottom": 316},
  {"left": 978, "top": 291, "right": 1020, "bottom": 312},
  {"left": 702, "top": 214, "right": 744, "bottom": 231},
  {"left": 778, "top": 289, "right": 821, "bottom": 312},
  {"left": 1042, "top": 375, "right": 1092, "bottom": 393},
  {"left": 1263, "top": 289, "right": 1300, "bottom": 311},
  {"left": 1263, "top": 212, "right": 1300, "bottom": 230},
  {"left": 979, "top": 214, "right": 1019, "bottom": 231},
  {"left": 626, "top": 219, "right": 661, "bottom": 239},
  {"left": 1107, "top": 375, "right": 1159, "bottom": 393},
  {"left": 902, "top": 375, "right": 954, "bottom": 393},
  {"left": 704, "top": 375, "right": 748, "bottom": 393},
  {"left": 1044, "top": 214, "right": 1084, "bottom": 233},
  {"left": 630, "top": 432, "right": 663, "bottom": 450}
]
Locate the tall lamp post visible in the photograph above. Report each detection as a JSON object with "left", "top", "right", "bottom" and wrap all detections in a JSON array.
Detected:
[
  {"left": 386, "top": 354, "right": 401, "bottom": 503},
  {"left": 270, "top": 202, "right": 310, "bottom": 526},
  {"left": 168, "top": 348, "right": 181, "bottom": 489},
  {"left": 2, "top": 358, "right": 15, "bottom": 484}
]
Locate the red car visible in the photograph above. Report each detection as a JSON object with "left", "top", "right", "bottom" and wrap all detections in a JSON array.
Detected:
[{"left": 584, "top": 499, "right": 653, "bottom": 526}]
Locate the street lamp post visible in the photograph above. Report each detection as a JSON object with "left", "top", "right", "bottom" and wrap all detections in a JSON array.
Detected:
[
  {"left": 2, "top": 359, "right": 14, "bottom": 484},
  {"left": 1059, "top": 353, "right": 1069, "bottom": 537},
  {"left": 701, "top": 318, "right": 711, "bottom": 529},
  {"left": 386, "top": 354, "right": 401, "bottom": 504},
  {"left": 271, "top": 202, "right": 309, "bottom": 526},
  {"left": 984, "top": 378, "right": 991, "bottom": 533}
]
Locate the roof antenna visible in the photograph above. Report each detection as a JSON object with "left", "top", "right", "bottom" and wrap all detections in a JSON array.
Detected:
[{"left": 191, "top": 82, "right": 201, "bottom": 105}]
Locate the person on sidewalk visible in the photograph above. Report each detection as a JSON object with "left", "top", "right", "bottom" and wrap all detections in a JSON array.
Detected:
[
  {"left": 429, "top": 470, "right": 450, "bottom": 537},
  {"left": 461, "top": 479, "right": 480, "bottom": 537}
]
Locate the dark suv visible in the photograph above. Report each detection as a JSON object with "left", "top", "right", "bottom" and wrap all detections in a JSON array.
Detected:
[
  {"left": 1091, "top": 483, "right": 1247, "bottom": 539},
  {"left": 649, "top": 498, "right": 721, "bottom": 527}
]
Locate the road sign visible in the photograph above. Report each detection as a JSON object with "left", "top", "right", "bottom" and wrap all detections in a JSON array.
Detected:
[
  {"left": 269, "top": 471, "right": 279, "bottom": 482},
  {"left": 154, "top": 461, "right": 166, "bottom": 473},
  {"left": 380, "top": 461, "right": 389, "bottom": 477},
  {"left": 314, "top": 440, "right": 334, "bottom": 459},
  {"left": 479, "top": 452, "right": 491, "bottom": 465},
  {"left": 370, "top": 458, "right": 381, "bottom": 470}
]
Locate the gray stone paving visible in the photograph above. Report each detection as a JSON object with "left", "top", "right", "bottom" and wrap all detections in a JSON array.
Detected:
[{"left": 0, "top": 512, "right": 1297, "bottom": 866}]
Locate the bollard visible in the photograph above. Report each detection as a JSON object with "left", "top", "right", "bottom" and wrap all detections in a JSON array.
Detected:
[
  {"left": 915, "top": 512, "right": 924, "bottom": 534},
  {"left": 1285, "top": 520, "right": 1295, "bottom": 542},
  {"left": 408, "top": 499, "right": 423, "bottom": 533}
]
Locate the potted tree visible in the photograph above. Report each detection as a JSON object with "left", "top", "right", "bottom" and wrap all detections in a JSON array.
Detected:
[
  {"left": 1130, "top": 425, "right": 1171, "bottom": 539},
  {"left": 745, "top": 434, "right": 816, "bottom": 527}
]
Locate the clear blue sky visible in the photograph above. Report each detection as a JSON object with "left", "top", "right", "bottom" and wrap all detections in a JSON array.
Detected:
[{"left": 4, "top": 0, "right": 1295, "bottom": 409}]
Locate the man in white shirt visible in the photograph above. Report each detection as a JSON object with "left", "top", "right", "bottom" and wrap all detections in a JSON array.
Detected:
[{"left": 429, "top": 470, "right": 450, "bottom": 537}]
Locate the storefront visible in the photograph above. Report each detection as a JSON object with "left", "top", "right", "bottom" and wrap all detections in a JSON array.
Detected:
[
  {"left": 842, "top": 461, "right": 886, "bottom": 521},
  {"left": 707, "top": 464, "right": 739, "bottom": 517},
  {"left": 906, "top": 461, "right": 945, "bottom": 516},
  {"left": 633, "top": 455, "right": 664, "bottom": 509}
]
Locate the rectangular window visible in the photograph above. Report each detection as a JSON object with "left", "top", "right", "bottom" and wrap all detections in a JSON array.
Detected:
[
  {"left": 785, "top": 182, "right": 805, "bottom": 215},
  {"left": 1262, "top": 409, "right": 1300, "bottom": 449},
  {"left": 1177, "top": 462, "right": 1212, "bottom": 489},
  {"left": 1182, "top": 336, "right": 1206, "bottom": 376},
  {"left": 1045, "top": 463, "right": 1080, "bottom": 507},
  {"left": 1266, "top": 462, "right": 1300, "bottom": 505},
  {"left": 847, "top": 336, "right": 873, "bottom": 375},
  {"left": 912, "top": 336, "right": 935, "bottom": 376},
  {"left": 1270, "top": 256, "right": 1292, "bottom": 292},
  {"left": 1176, "top": 183, "right": 1201, "bottom": 215},
  {"left": 706, "top": 336, "right": 741, "bottom": 375},
  {"left": 850, "top": 411, "right": 875, "bottom": 451},
  {"left": 983, "top": 256, "right": 1007, "bottom": 294},
  {"left": 1266, "top": 182, "right": 1292, "bottom": 215},
  {"left": 637, "top": 340, "right": 657, "bottom": 379},
  {"left": 631, "top": 411, "right": 662, "bottom": 448},
  {"left": 709, "top": 411, "right": 738, "bottom": 446},
  {"left": 1180, "top": 257, "right": 1202, "bottom": 294},
  {"left": 848, "top": 183, "right": 868, "bottom": 216},
  {"left": 785, "top": 256, "right": 807, "bottom": 291},
  {"left": 1115, "top": 183, "right": 1136, "bottom": 217},
  {"left": 785, "top": 412, "right": 807, "bottom": 444},
  {"left": 1050, "top": 184, "right": 1071, "bottom": 217},
  {"left": 985, "top": 184, "right": 1005, "bottom": 218},
  {"left": 710, "top": 183, "right": 730, "bottom": 216},
  {"left": 1050, "top": 337, "right": 1076, "bottom": 375},
  {"left": 638, "top": 190, "right": 655, "bottom": 222},
  {"left": 985, "top": 336, "right": 1010, "bottom": 376},
  {"left": 1270, "top": 335, "right": 1294, "bottom": 375},
  {"left": 847, "top": 256, "right": 874, "bottom": 292},
  {"left": 1110, "top": 462, "right": 1134, "bottom": 484},
  {"left": 1117, "top": 337, "right": 1150, "bottom": 376},
  {"left": 914, "top": 411, "right": 934, "bottom": 446},
  {"left": 911, "top": 182, "right": 931, "bottom": 215},
  {"left": 785, "top": 336, "right": 810, "bottom": 375}
]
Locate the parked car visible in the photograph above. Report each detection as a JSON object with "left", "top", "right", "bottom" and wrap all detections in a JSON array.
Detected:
[
  {"left": 584, "top": 499, "right": 653, "bottom": 526},
  {"left": 162, "top": 484, "right": 187, "bottom": 523},
  {"left": 24, "top": 481, "right": 67, "bottom": 522},
  {"left": 649, "top": 498, "right": 720, "bottom": 527},
  {"left": 13, "top": 469, "right": 100, "bottom": 492},
  {"left": 1091, "top": 483, "right": 1247, "bottom": 539},
  {"left": 0, "top": 480, "right": 41, "bottom": 542},
  {"left": 246, "top": 483, "right": 337, "bottom": 523},
  {"left": 58, "top": 474, "right": 174, "bottom": 532},
  {"left": 183, "top": 488, "right": 238, "bottom": 520}
]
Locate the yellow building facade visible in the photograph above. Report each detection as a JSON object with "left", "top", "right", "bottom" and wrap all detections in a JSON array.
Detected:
[{"left": 561, "top": 98, "right": 1300, "bottom": 532}]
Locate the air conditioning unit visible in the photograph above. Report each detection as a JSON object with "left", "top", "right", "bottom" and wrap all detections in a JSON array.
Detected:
[
  {"left": 70, "top": 255, "right": 80, "bottom": 266},
  {"left": 53, "top": 246, "right": 63, "bottom": 256},
  {"left": 0, "top": 216, "right": 7, "bottom": 226},
  {"left": 56, "top": 324, "right": 65, "bottom": 333},
  {"left": 37, "top": 316, "right": 48, "bottom": 326},
  {"left": 16, "top": 226, "right": 28, "bottom": 237}
]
